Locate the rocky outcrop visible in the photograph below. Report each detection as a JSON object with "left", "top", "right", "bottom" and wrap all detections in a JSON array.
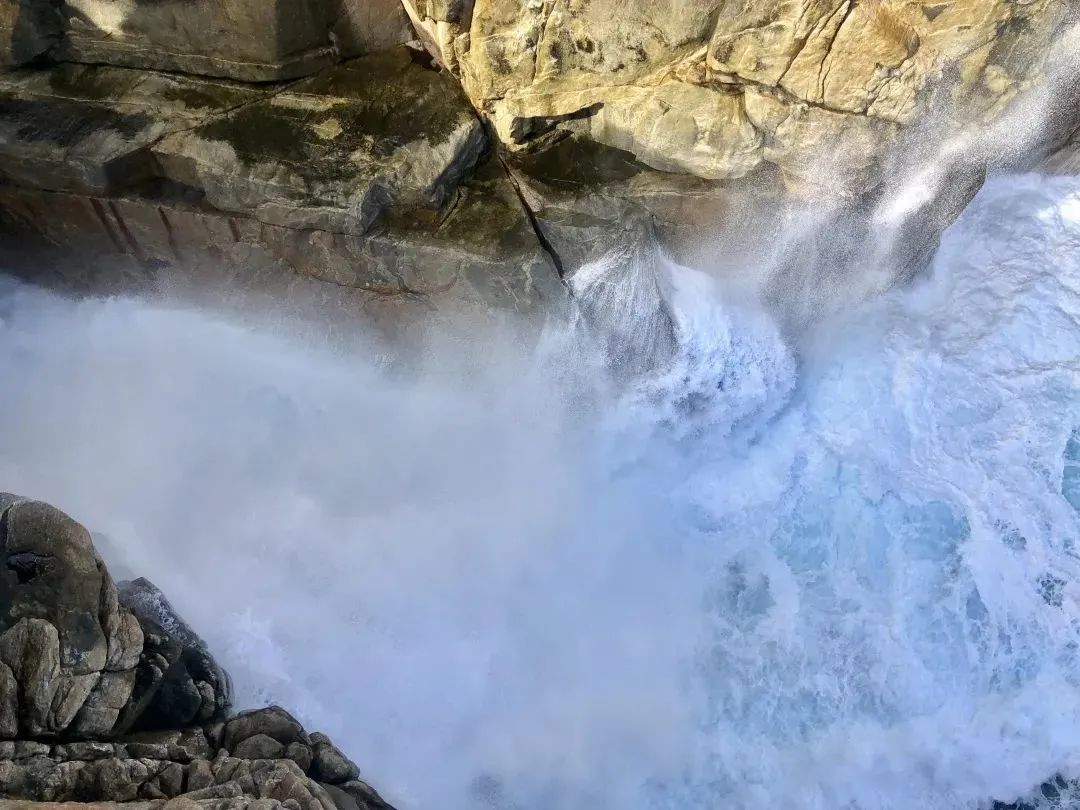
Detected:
[
  {"left": 0, "top": 50, "right": 566, "bottom": 332},
  {"left": 0, "top": 0, "right": 1077, "bottom": 332},
  {"left": 0, "top": 495, "right": 231, "bottom": 739},
  {"left": 405, "top": 0, "right": 1073, "bottom": 192},
  {"left": 0, "top": 495, "right": 394, "bottom": 810},
  {"left": 151, "top": 49, "right": 486, "bottom": 236}
]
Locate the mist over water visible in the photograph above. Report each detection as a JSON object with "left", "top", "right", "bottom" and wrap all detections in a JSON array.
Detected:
[{"left": 2, "top": 173, "right": 1080, "bottom": 809}]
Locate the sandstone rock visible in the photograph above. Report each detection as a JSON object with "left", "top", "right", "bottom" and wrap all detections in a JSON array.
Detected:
[
  {"left": 408, "top": 0, "right": 1070, "bottom": 191},
  {"left": 152, "top": 48, "right": 487, "bottom": 237},
  {"left": 0, "top": 0, "right": 62, "bottom": 66},
  {"left": 0, "top": 63, "right": 266, "bottom": 195},
  {"left": 119, "top": 579, "right": 231, "bottom": 731},
  {"left": 55, "top": 0, "right": 337, "bottom": 82}
]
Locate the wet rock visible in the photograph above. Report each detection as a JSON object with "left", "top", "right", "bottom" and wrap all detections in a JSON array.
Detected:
[
  {"left": 152, "top": 48, "right": 487, "bottom": 237},
  {"left": 409, "top": 0, "right": 1070, "bottom": 191},
  {"left": 0, "top": 64, "right": 266, "bottom": 195},
  {"left": 338, "top": 779, "right": 394, "bottom": 810},
  {"left": 118, "top": 579, "right": 231, "bottom": 731},
  {"left": 308, "top": 735, "right": 357, "bottom": 785},
  {"left": 506, "top": 133, "right": 782, "bottom": 274}
]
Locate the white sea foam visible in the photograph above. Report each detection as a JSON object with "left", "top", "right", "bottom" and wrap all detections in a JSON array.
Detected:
[{"left": 1, "top": 174, "right": 1079, "bottom": 810}]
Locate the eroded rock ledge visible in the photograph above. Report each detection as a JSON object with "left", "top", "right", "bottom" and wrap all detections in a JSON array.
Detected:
[
  {"left": 0, "top": 494, "right": 393, "bottom": 810},
  {"left": 0, "top": 0, "right": 1078, "bottom": 336}
]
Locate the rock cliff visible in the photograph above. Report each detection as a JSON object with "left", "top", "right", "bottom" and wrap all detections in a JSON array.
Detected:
[
  {"left": 0, "top": 493, "right": 394, "bottom": 810},
  {"left": 0, "top": 0, "right": 1076, "bottom": 331}
]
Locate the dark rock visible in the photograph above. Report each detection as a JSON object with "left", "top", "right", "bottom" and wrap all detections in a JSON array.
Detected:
[
  {"left": 223, "top": 708, "right": 309, "bottom": 754},
  {"left": 0, "top": 64, "right": 266, "bottom": 195},
  {"left": 154, "top": 761, "right": 185, "bottom": 797},
  {"left": 13, "top": 741, "right": 50, "bottom": 759},
  {"left": 52, "top": 741, "right": 120, "bottom": 761},
  {"left": 152, "top": 48, "right": 487, "bottom": 237},
  {"left": 0, "top": 0, "right": 62, "bottom": 66},
  {"left": 119, "top": 578, "right": 232, "bottom": 731},
  {"left": 321, "top": 782, "right": 362, "bottom": 810},
  {"left": 234, "top": 735, "right": 286, "bottom": 761},
  {"left": 309, "top": 734, "right": 358, "bottom": 784},
  {"left": 284, "top": 742, "right": 313, "bottom": 774},
  {"left": 507, "top": 133, "right": 780, "bottom": 275},
  {"left": 339, "top": 779, "right": 395, "bottom": 810}
]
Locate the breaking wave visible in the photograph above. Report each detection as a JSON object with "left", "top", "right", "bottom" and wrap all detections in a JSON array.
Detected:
[{"left": 1, "top": 174, "right": 1080, "bottom": 810}]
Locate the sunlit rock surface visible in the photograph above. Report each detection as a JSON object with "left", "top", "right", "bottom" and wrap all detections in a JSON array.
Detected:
[{"left": 406, "top": 0, "right": 1072, "bottom": 190}]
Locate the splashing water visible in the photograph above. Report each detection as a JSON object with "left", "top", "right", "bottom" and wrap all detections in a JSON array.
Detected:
[{"left": 1, "top": 174, "right": 1080, "bottom": 810}]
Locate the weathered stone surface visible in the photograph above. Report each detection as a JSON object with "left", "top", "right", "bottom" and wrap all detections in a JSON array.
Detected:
[
  {"left": 506, "top": 133, "right": 782, "bottom": 273},
  {"left": 119, "top": 579, "right": 231, "bottom": 731},
  {"left": 52, "top": 742, "right": 120, "bottom": 762},
  {"left": 0, "top": 160, "right": 567, "bottom": 331},
  {"left": 0, "top": 496, "right": 144, "bottom": 738},
  {"left": 407, "top": 0, "right": 1071, "bottom": 190},
  {"left": 0, "top": 495, "right": 395, "bottom": 810},
  {"left": 55, "top": 0, "right": 337, "bottom": 82},
  {"left": 121, "top": 729, "right": 212, "bottom": 763},
  {"left": 223, "top": 709, "right": 308, "bottom": 755},
  {"left": 0, "top": 64, "right": 265, "bottom": 195},
  {"left": 308, "top": 735, "right": 357, "bottom": 785},
  {"left": 337, "top": 779, "right": 393, "bottom": 810},
  {"left": 152, "top": 48, "right": 487, "bottom": 236},
  {"left": 1, "top": 0, "right": 62, "bottom": 66},
  {"left": 331, "top": 0, "right": 414, "bottom": 58},
  {"left": 0, "top": 803, "right": 163, "bottom": 810},
  {"left": 233, "top": 736, "right": 285, "bottom": 762}
]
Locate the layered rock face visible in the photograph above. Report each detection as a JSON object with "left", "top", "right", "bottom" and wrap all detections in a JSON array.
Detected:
[
  {"left": 0, "top": 493, "right": 393, "bottom": 810},
  {"left": 0, "top": 0, "right": 1076, "bottom": 333}
]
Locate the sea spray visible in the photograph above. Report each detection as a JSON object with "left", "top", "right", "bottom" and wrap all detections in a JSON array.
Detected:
[{"left": 1, "top": 175, "right": 1080, "bottom": 809}]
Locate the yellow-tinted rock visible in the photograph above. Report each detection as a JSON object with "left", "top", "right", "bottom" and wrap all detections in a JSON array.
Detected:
[{"left": 404, "top": 0, "right": 1071, "bottom": 190}]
